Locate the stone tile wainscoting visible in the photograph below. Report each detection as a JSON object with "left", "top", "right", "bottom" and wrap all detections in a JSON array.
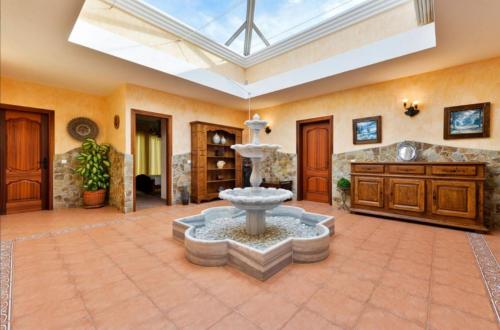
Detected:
[
  {"left": 332, "top": 141, "right": 500, "bottom": 228},
  {"left": 260, "top": 152, "right": 297, "bottom": 196},
  {"left": 172, "top": 153, "right": 191, "bottom": 204},
  {"left": 53, "top": 146, "right": 133, "bottom": 213}
]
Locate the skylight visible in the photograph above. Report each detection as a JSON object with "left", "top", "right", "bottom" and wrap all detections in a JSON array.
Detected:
[{"left": 139, "top": 0, "right": 369, "bottom": 56}]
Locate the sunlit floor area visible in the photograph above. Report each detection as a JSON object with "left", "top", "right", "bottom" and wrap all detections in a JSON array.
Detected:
[{"left": 2, "top": 201, "right": 498, "bottom": 329}]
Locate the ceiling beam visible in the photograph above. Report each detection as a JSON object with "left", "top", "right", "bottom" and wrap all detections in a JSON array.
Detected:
[
  {"left": 243, "top": 0, "right": 256, "bottom": 56},
  {"left": 253, "top": 24, "right": 270, "bottom": 46},
  {"left": 225, "top": 21, "right": 246, "bottom": 46}
]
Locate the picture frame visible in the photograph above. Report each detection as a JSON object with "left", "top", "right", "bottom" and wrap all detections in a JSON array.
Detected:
[
  {"left": 352, "top": 116, "right": 382, "bottom": 145},
  {"left": 444, "top": 102, "right": 490, "bottom": 139}
]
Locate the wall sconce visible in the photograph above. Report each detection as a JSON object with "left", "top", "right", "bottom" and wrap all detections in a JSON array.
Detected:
[
  {"left": 265, "top": 126, "right": 272, "bottom": 134},
  {"left": 403, "top": 99, "right": 420, "bottom": 117}
]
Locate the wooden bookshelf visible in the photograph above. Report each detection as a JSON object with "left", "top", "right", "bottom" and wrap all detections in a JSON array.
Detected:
[{"left": 190, "top": 121, "right": 243, "bottom": 203}]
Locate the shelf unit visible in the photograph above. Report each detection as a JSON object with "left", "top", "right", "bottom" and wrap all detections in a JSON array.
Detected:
[{"left": 191, "top": 121, "right": 243, "bottom": 203}]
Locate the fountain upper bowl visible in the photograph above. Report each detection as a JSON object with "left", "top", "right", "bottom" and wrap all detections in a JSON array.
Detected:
[
  {"left": 219, "top": 187, "right": 293, "bottom": 211},
  {"left": 231, "top": 144, "right": 280, "bottom": 159}
]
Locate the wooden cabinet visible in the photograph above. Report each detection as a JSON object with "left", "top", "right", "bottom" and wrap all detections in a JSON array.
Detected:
[
  {"left": 190, "top": 122, "right": 243, "bottom": 203},
  {"left": 351, "top": 162, "right": 487, "bottom": 232},
  {"left": 352, "top": 176, "right": 384, "bottom": 208}
]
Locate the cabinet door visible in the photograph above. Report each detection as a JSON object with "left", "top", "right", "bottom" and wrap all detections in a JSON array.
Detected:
[
  {"left": 431, "top": 180, "right": 476, "bottom": 219},
  {"left": 352, "top": 176, "right": 384, "bottom": 208},
  {"left": 388, "top": 178, "right": 425, "bottom": 213}
]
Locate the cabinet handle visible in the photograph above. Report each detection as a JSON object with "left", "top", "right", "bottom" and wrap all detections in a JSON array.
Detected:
[{"left": 433, "top": 190, "right": 437, "bottom": 200}]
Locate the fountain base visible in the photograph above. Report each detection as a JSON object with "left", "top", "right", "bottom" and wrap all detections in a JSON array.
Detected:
[{"left": 173, "top": 206, "right": 335, "bottom": 280}]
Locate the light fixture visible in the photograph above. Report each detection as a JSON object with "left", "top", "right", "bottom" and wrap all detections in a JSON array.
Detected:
[
  {"left": 265, "top": 126, "right": 272, "bottom": 134},
  {"left": 403, "top": 98, "right": 420, "bottom": 117}
]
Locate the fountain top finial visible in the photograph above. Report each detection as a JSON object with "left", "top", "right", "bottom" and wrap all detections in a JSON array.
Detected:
[{"left": 252, "top": 114, "right": 260, "bottom": 120}]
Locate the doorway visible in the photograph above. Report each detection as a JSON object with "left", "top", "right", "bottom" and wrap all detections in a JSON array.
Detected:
[
  {"left": 0, "top": 104, "right": 54, "bottom": 214},
  {"left": 131, "top": 109, "right": 172, "bottom": 211},
  {"left": 297, "top": 116, "right": 333, "bottom": 204}
]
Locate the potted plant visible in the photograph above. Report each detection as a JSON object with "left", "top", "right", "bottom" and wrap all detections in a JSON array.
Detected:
[
  {"left": 336, "top": 177, "right": 351, "bottom": 210},
  {"left": 75, "top": 138, "right": 111, "bottom": 208}
]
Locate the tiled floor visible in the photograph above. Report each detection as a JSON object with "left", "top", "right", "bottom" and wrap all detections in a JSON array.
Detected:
[{"left": 1, "top": 201, "right": 498, "bottom": 329}]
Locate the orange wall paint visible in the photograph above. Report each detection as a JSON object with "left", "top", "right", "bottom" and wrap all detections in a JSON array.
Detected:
[
  {"left": 0, "top": 77, "right": 108, "bottom": 153},
  {"left": 259, "top": 57, "right": 500, "bottom": 154}
]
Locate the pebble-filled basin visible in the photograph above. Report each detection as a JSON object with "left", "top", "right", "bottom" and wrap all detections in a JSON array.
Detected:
[{"left": 172, "top": 206, "right": 335, "bottom": 280}]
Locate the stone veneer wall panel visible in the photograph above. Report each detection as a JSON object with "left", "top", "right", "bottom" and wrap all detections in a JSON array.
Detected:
[
  {"left": 260, "top": 152, "right": 297, "bottom": 197},
  {"left": 172, "top": 153, "right": 191, "bottom": 204},
  {"left": 53, "top": 149, "right": 83, "bottom": 208}
]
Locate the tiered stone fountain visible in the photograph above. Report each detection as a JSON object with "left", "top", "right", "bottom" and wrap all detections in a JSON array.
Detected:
[{"left": 173, "top": 114, "right": 335, "bottom": 280}]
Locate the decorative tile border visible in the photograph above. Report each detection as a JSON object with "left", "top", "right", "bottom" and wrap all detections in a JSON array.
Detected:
[
  {"left": 467, "top": 233, "right": 500, "bottom": 323},
  {"left": 0, "top": 241, "right": 13, "bottom": 330}
]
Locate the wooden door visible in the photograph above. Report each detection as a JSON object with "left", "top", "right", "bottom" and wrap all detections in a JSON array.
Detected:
[
  {"left": 352, "top": 176, "right": 384, "bottom": 208},
  {"left": 1, "top": 110, "right": 49, "bottom": 214},
  {"left": 300, "top": 121, "right": 331, "bottom": 203},
  {"left": 431, "top": 180, "right": 476, "bottom": 219},
  {"left": 388, "top": 178, "right": 425, "bottom": 213}
]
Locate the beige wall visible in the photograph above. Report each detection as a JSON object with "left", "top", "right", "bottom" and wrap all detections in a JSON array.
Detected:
[
  {"left": 245, "top": 1, "right": 417, "bottom": 83},
  {"left": 123, "top": 84, "right": 247, "bottom": 155},
  {"left": 0, "top": 77, "right": 109, "bottom": 153},
  {"left": 259, "top": 57, "right": 500, "bottom": 154}
]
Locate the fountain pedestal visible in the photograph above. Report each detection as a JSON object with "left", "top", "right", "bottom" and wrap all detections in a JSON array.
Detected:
[{"left": 246, "top": 210, "right": 266, "bottom": 235}]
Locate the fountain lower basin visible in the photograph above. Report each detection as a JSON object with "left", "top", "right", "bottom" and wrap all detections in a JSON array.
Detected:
[{"left": 173, "top": 206, "right": 334, "bottom": 280}]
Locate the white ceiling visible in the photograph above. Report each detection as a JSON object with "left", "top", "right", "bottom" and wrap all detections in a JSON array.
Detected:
[{"left": 2, "top": 0, "right": 500, "bottom": 110}]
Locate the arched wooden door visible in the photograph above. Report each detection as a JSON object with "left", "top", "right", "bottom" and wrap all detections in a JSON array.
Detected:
[{"left": 297, "top": 116, "right": 333, "bottom": 204}]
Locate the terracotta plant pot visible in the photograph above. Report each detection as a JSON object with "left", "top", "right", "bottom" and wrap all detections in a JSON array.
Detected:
[{"left": 83, "top": 189, "right": 106, "bottom": 208}]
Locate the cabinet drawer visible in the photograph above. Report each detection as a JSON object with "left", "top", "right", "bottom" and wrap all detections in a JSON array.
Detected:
[
  {"left": 352, "top": 164, "right": 384, "bottom": 174},
  {"left": 431, "top": 165, "right": 476, "bottom": 176},
  {"left": 387, "top": 165, "right": 425, "bottom": 175}
]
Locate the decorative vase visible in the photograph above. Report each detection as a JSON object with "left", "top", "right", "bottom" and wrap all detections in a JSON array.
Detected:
[
  {"left": 212, "top": 133, "right": 221, "bottom": 144},
  {"left": 216, "top": 160, "right": 226, "bottom": 169},
  {"left": 180, "top": 187, "right": 190, "bottom": 205},
  {"left": 83, "top": 189, "right": 106, "bottom": 208},
  {"left": 220, "top": 136, "right": 227, "bottom": 145}
]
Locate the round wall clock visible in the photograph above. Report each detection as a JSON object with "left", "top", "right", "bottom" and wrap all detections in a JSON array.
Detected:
[{"left": 67, "top": 117, "right": 99, "bottom": 141}]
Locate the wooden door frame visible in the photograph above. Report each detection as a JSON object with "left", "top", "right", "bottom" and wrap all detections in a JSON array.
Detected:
[
  {"left": 131, "top": 109, "right": 172, "bottom": 211},
  {"left": 296, "top": 115, "right": 333, "bottom": 205},
  {"left": 0, "top": 103, "right": 55, "bottom": 214}
]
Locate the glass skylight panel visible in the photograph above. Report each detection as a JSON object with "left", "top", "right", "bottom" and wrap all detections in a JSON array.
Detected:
[{"left": 138, "top": 0, "right": 370, "bottom": 56}]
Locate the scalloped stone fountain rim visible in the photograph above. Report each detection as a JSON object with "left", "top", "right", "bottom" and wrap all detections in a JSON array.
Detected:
[
  {"left": 172, "top": 205, "right": 335, "bottom": 280},
  {"left": 219, "top": 187, "right": 293, "bottom": 207}
]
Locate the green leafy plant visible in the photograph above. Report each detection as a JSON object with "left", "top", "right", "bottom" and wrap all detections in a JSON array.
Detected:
[
  {"left": 337, "top": 177, "right": 351, "bottom": 191},
  {"left": 75, "top": 138, "right": 111, "bottom": 191}
]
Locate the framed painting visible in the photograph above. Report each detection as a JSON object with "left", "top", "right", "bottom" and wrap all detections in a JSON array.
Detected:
[
  {"left": 352, "top": 116, "right": 381, "bottom": 145},
  {"left": 444, "top": 102, "right": 490, "bottom": 139}
]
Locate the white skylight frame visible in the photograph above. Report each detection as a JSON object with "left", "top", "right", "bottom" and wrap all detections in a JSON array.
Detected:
[{"left": 100, "top": 0, "right": 411, "bottom": 68}]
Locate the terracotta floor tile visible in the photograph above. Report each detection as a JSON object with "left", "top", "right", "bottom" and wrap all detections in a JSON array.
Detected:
[
  {"left": 81, "top": 278, "right": 142, "bottom": 315},
  {"left": 428, "top": 303, "right": 498, "bottom": 330},
  {"left": 208, "top": 276, "right": 264, "bottom": 308},
  {"left": 237, "top": 292, "right": 299, "bottom": 330},
  {"left": 432, "top": 256, "right": 481, "bottom": 278},
  {"left": 388, "top": 257, "right": 431, "bottom": 280},
  {"left": 369, "top": 285, "right": 428, "bottom": 325},
  {"left": 355, "top": 306, "right": 424, "bottom": 330},
  {"left": 379, "top": 271, "right": 430, "bottom": 298},
  {"left": 306, "top": 286, "right": 364, "bottom": 328},
  {"left": 211, "top": 312, "right": 261, "bottom": 330},
  {"left": 148, "top": 279, "right": 202, "bottom": 311},
  {"left": 339, "top": 259, "right": 385, "bottom": 282},
  {"left": 432, "top": 269, "right": 487, "bottom": 296},
  {"left": 282, "top": 308, "right": 342, "bottom": 330},
  {"left": 351, "top": 249, "right": 391, "bottom": 267},
  {"left": 431, "top": 283, "right": 496, "bottom": 321},
  {"left": 167, "top": 293, "right": 231, "bottom": 329},
  {"left": 326, "top": 271, "right": 375, "bottom": 302},
  {"left": 267, "top": 272, "right": 320, "bottom": 305},
  {"left": 92, "top": 295, "right": 163, "bottom": 329}
]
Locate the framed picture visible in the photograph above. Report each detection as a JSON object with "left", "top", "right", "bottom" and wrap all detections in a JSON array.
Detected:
[
  {"left": 352, "top": 116, "right": 381, "bottom": 145},
  {"left": 444, "top": 102, "right": 490, "bottom": 139}
]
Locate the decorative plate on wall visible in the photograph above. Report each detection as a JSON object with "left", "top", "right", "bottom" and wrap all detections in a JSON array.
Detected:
[
  {"left": 396, "top": 141, "right": 417, "bottom": 161},
  {"left": 67, "top": 117, "right": 99, "bottom": 141}
]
